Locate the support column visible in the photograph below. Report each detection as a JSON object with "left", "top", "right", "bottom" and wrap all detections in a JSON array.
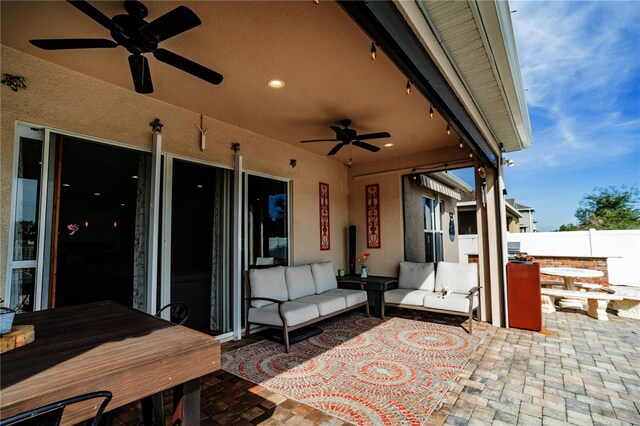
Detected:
[
  {"left": 232, "top": 154, "right": 243, "bottom": 340},
  {"left": 146, "top": 132, "right": 161, "bottom": 315},
  {"left": 475, "top": 166, "right": 507, "bottom": 327}
]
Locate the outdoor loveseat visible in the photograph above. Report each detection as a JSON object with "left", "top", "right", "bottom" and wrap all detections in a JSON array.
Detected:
[
  {"left": 382, "top": 261, "right": 480, "bottom": 334},
  {"left": 244, "top": 262, "right": 369, "bottom": 352}
]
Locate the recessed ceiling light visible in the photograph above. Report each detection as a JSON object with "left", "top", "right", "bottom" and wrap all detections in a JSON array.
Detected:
[
  {"left": 267, "top": 79, "right": 285, "bottom": 89},
  {"left": 384, "top": 143, "right": 394, "bottom": 147},
  {"left": 94, "top": 192, "right": 101, "bottom": 196},
  {"left": 196, "top": 184, "right": 203, "bottom": 188},
  {"left": 62, "top": 183, "right": 71, "bottom": 187},
  {"left": 131, "top": 175, "right": 138, "bottom": 179},
  {"left": 121, "top": 203, "right": 125, "bottom": 206}
]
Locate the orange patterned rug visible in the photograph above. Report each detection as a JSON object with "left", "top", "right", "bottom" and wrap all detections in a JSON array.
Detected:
[{"left": 222, "top": 313, "right": 484, "bottom": 425}]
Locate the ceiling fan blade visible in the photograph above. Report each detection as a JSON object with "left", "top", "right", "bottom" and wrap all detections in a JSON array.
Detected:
[
  {"left": 142, "top": 6, "right": 201, "bottom": 43},
  {"left": 30, "top": 39, "right": 117, "bottom": 50},
  {"left": 154, "top": 48, "right": 223, "bottom": 85},
  {"left": 356, "top": 132, "right": 391, "bottom": 141},
  {"left": 67, "top": 0, "right": 116, "bottom": 31},
  {"left": 300, "top": 138, "right": 338, "bottom": 143},
  {"left": 329, "top": 126, "right": 342, "bottom": 133},
  {"left": 353, "top": 141, "right": 381, "bottom": 152},
  {"left": 327, "top": 143, "right": 345, "bottom": 156},
  {"left": 128, "top": 55, "right": 153, "bottom": 94}
]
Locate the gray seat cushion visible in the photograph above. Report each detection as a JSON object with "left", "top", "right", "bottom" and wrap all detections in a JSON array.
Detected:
[
  {"left": 311, "top": 261, "right": 338, "bottom": 294},
  {"left": 422, "top": 293, "right": 478, "bottom": 313},
  {"left": 323, "top": 288, "right": 368, "bottom": 307},
  {"left": 296, "top": 294, "right": 347, "bottom": 316},
  {"left": 249, "top": 266, "right": 288, "bottom": 308},
  {"left": 435, "top": 262, "right": 478, "bottom": 293},
  {"left": 398, "top": 261, "right": 436, "bottom": 291},
  {"left": 285, "top": 265, "right": 316, "bottom": 300},
  {"left": 384, "top": 289, "right": 431, "bottom": 306},
  {"left": 248, "top": 302, "right": 319, "bottom": 326}
]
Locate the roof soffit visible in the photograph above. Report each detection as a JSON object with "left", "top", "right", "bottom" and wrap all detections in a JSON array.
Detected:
[{"left": 413, "top": 0, "right": 531, "bottom": 152}]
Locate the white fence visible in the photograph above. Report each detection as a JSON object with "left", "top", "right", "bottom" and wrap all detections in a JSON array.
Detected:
[{"left": 458, "top": 230, "right": 640, "bottom": 286}]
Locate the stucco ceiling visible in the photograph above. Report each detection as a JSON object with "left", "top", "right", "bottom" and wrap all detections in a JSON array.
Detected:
[{"left": 1, "top": 1, "right": 471, "bottom": 165}]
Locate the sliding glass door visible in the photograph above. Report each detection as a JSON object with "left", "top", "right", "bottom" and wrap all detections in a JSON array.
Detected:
[
  {"left": 5, "top": 125, "right": 150, "bottom": 311},
  {"left": 163, "top": 158, "right": 233, "bottom": 335},
  {"left": 6, "top": 126, "right": 44, "bottom": 311},
  {"left": 53, "top": 137, "right": 147, "bottom": 308},
  {"left": 6, "top": 124, "right": 289, "bottom": 339}
]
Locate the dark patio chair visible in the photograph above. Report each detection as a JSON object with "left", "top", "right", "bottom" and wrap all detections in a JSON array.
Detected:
[
  {"left": 155, "top": 303, "right": 190, "bottom": 325},
  {"left": 0, "top": 391, "right": 112, "bottom": 426},
  {"left": 139, "top": 303, "right": 190, "bottom": 425}
]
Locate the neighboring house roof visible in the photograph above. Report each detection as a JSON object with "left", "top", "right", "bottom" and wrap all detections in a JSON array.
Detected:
[
  {"left": 507, "top": 198, "right": 535, "bottom": 212},
  {"left": 504, "top": 199, "right": 523, "bottom": 218},
  {"left": 515, "top": 203, "right": 535, "bottom": 212}
]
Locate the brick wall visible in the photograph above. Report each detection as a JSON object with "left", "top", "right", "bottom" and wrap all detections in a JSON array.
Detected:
[{"left": 466, "top": 255, "right": 609, "bottom": 286}]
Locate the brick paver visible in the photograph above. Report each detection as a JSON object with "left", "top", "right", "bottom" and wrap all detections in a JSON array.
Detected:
[{"left": 110, "top": 307, "right": 640, "bottom": 425}]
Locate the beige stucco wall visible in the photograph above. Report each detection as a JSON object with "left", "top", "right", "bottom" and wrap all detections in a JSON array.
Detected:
[
  {"left": 348, "top": 173, "right": 404, "bottom": 277},
  {"left": 1, "top": 46, "right": 349, "bottom": 295}
]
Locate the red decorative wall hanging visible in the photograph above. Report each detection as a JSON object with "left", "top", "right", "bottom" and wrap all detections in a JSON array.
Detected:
[
  {"left": 319, "top": 182, "right": 330, "bottom": 250},
  {"left": 366, "top": 184, "right": 381, "bottom": 248}
]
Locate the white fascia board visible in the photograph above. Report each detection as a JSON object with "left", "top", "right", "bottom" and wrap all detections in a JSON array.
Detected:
[{"left": 472, "top": 0, "right": 532, "bottom": 151}]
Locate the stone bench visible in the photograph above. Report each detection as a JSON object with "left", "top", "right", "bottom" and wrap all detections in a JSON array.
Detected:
[
  {"left": 541, "top": 288, "right": 623, "bottom": 321},
  {"left": 603, "top": 286, "right": 640, "bottom": 320}
]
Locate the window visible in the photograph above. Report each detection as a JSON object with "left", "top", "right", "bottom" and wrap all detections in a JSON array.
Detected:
[
  {"left": 247, "top": 175, "right": 289, "bottom": 267},
  {"left": 424, "top": 197, "right": 443, "bottom": 263}
]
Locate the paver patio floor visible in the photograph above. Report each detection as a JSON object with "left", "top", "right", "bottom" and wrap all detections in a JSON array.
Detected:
[{"left": 111, "top": 307, "right": 640, "bottom": 425}]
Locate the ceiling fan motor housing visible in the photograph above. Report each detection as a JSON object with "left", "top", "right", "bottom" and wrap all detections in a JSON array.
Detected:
[{"left": 111, "top": 13, "right": 158, "bottom": 55}]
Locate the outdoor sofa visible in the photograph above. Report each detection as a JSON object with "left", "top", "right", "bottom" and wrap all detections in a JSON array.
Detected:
[
  {"left": 382, "top": 261, "right": 480, "bottom": 334},
  {"left": 244, "top": 262, "right": 369, "bottom": 352}
]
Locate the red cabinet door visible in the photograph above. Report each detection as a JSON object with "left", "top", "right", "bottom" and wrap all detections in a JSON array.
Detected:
[{"left": 507, "top": 263, "right": 542, "bottom": 331}]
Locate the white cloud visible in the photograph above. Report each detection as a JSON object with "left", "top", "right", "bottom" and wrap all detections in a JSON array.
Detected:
[{"left": 510, "top": 0, "right": 640, "bottom": 172}]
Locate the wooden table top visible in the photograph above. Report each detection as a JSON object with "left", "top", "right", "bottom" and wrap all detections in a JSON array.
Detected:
[{"left": 0, "top": 301, "right": 220, "bottom": 425}]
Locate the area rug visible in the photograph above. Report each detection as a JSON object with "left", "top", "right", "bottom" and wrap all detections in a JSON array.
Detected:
[{"left": 222, "top": 313, "right": 484, "bottom": 425}]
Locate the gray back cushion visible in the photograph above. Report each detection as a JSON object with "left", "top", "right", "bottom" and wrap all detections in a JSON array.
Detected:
[
  {"left": 398, "top": 261, "right": 435, "bottom": 291},
  {"left": 285, "top": 265, "right": 316, "bottom": 300},
  {"left": 249, "top": 266, "right": 288, "bottom": 308},
  {"left": 311, "top": 262, "right": 338, "bottom": 294},
  {"left": 435, "top": 261, "right": 478, "bottom": 293}
]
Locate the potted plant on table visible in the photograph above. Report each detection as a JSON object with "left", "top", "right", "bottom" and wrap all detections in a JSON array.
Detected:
[
  {"left": 513, "top": 252, "right": 536, "bottom": 264},
  {"left": 356, "top": 252, "right": 371, "bottom": 278}
]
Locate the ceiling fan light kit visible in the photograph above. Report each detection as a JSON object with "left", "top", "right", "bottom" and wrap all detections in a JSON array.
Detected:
[{"left": 29, "top": 0, "right": 224, "bottom": 94}]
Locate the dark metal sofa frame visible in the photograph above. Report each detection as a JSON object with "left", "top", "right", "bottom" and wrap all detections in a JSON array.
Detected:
[
  {"left": 244, "top": 271, "right": 370, "bottom": 352},
  {"left": 381, "top": 282, "right": 481, "bottom": 335}
]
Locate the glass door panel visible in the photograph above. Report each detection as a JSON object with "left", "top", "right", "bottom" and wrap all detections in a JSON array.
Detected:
[
  {"left": 53, "top": 137, "right": 147, "bottom": 308},
  {"left": 247, "top": 175, "right": 289, "bottom": 267},
  {"left": 169, "top": 160, "right": 232, "bottom": 335},
  {"left": 7, "top": 128, "right": 44, "bottom": 311}
]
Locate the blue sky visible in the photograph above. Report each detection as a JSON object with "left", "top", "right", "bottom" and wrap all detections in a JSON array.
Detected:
[{"left": 501, "top": 1, "right": 640, "bottom": 231}]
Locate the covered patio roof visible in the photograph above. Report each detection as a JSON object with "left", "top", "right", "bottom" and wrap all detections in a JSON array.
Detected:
[{"left": 1, "top": 0, "right": 528, "bottom": 167}]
